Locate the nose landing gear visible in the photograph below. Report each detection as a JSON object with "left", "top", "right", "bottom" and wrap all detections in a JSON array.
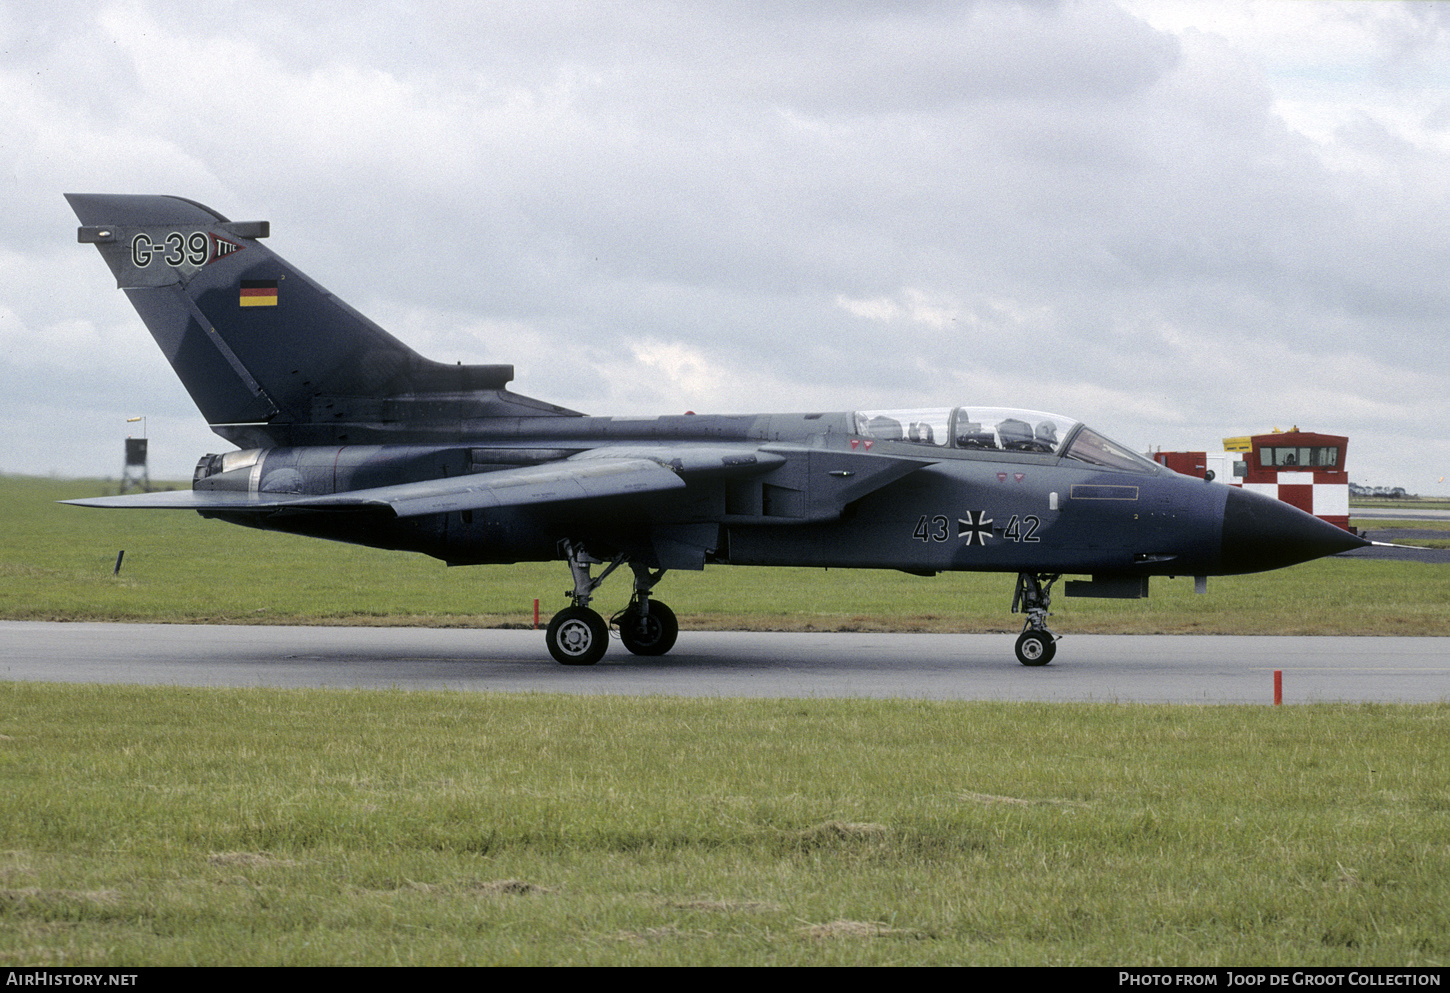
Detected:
[{"left": 1012, "top": 572, "right": 1061, "bottom": 666}]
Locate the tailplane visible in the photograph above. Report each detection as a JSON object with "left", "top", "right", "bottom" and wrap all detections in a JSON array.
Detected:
[{"left": 66, "top": 193, "right": 576, "bottom": 447}]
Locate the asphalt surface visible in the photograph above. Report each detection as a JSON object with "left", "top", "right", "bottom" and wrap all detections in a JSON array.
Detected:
[
  {"left": 1352, "top": 507, "right": 1450, "bottom": 520},
  {"left": 1347, "top": 506, "right": 1450, "bottom": 563},
  {"left": 3, "top": 621, "right": 1446, "bottom": 704},
  {"left": 1340, "top": 527, "right": 1450, "bottom": 564}
]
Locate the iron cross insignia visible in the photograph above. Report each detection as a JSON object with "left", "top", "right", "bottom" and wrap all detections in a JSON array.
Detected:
[{"left": 958, "top": 510, "right": 994, "bottom": 545}]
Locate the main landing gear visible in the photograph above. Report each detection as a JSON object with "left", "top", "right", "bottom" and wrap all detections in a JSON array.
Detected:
[
  {"left": 544, "top": 541, "right": 679, "bottom": 666},
  {"left": 1012, "top": 572, "right": 1061, "bottom": 666}
]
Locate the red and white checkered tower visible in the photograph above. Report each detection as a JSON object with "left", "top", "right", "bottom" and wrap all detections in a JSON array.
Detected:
[{"left": 1154, "top": 429, "right": 1351, "bottom": 533}]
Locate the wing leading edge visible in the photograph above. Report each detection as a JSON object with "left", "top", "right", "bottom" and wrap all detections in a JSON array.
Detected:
[
  {"left": 62, "top": 448, "right": 801, "bottom": 517},
  {"left": 64, "top": 456, "right": 685, "bottom": 516}
]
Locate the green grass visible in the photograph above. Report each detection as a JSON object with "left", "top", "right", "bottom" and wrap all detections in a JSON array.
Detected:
[
  {"left": 1352, "top": 519, "right": 1450, "bottom": 531},
  {"left": 6, "top": 478, "right": 1448, "bottom": 965},
  {"left": 1354, "top": 519, "right": 1450, "bottom": 538},
  {"left": 1, "top": 683, "right": 1446, "bottom": 966},
  {"left": 1352, "top": 498, "right": 1450, "bottom": 511},
  {"left": 4, "top": 476, "right": 1448, "bottom": 635}
]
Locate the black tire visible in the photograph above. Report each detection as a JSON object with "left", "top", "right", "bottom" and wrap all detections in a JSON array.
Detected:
[
  {"left": 618, "top": 601, "right": 679, "bottom": 657},
  {"left": 546, "top": 606, "right": 608, "bottom": 665},
  {"left": 1015, "top": 630, "right": 1055, "bottom": 666}
]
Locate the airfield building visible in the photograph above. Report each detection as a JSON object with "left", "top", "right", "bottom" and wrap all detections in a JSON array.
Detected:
[{"left": 1154, "top": 429, "right": 1351, "bottom": 532}]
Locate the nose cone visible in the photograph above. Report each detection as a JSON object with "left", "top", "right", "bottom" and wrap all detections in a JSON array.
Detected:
[{"left": 1220, "top": 486, "right": 1369, "bottom": 574}]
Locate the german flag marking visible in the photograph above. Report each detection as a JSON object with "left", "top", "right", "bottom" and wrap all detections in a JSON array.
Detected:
[{"left": 240, "top": 279, "right": 278, "bottom": 307}]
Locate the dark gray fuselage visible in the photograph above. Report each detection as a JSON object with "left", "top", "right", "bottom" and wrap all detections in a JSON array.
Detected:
[{"left": 201, "top": 410, "right": 1233, "bottom": 579}]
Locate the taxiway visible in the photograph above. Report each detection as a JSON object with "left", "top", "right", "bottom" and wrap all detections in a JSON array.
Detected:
[{"left": 2, "top": 622, "right": 1446, "bottom": 704}]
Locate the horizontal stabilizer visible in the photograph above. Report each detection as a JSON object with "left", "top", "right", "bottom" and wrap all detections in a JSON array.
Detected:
[{"left": 62, "top": 489, "right": 292, "bottom": 511}]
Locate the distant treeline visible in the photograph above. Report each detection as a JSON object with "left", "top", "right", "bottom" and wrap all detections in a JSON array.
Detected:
[{"left": 1349, "top": 482, "right": 1410, "bottom": 499}]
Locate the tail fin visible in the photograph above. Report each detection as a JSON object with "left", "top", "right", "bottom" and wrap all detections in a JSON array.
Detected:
[{"left": 66, "top": 194, "right": 575, "bottom": 447}]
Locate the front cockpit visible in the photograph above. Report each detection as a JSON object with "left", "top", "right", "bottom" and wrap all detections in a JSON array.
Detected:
[{"left": 852, "top": 406, "right": 1160, "bottom": 473}]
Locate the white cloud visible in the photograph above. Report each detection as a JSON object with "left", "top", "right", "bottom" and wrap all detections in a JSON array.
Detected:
[{"left": 1, "top": 0, "right": 1448, "bottom": 492}]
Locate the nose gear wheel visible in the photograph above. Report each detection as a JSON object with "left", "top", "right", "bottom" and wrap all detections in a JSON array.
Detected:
[
  {"left": 1014, "top": 629, "right": 1055, "bottom": 666},
  {"left": 1011, "top": 572, "right": 1061, "bottom": 667}
]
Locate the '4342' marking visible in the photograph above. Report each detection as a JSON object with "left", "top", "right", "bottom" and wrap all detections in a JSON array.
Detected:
[{"left": 912, "top": 514, "right": 1040, "bottom": 543}]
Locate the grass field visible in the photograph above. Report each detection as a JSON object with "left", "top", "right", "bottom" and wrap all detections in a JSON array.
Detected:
[
  {"left": 1352, "top": 498, "right": 1450, "bottom": 511},
  {"left": 1, "top": 683, "right": 1447, "bottom": 966},
  {"left": 4, "top": 476, "right": 1448, "bottom": 965},
  {"left": 4, "top": 475, "right": 1448, "bottom": 635}
]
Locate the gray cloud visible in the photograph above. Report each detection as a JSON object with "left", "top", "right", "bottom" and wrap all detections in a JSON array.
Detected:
[{"left": 2, "top": 0, "right": 1447, "bottom": 492}]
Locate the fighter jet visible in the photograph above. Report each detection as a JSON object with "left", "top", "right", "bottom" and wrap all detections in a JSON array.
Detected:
[{"left": 63, "top": 193, "right": 1368, "bottom": 666}]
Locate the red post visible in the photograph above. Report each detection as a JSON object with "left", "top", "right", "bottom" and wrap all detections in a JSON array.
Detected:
[
  {"left": 1274, "top": 669, "right": 1282, "bottom": 706},
  {"left": 533, "top": 598, "right": 540, "bottom": 630}
]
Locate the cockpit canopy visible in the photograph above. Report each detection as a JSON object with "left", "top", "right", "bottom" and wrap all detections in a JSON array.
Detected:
[{"left": 853, "top": 406, "right": 1159, "bottom": 473}]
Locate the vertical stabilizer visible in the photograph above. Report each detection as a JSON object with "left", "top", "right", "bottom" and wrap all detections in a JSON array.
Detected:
[{"left": 67, "top": 194, "right": 569, "bottom": 446}]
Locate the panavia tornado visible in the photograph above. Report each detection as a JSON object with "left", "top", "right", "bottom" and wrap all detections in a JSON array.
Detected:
[{"left": 64, "top": 193, "right": 1368, "bottom": 666}]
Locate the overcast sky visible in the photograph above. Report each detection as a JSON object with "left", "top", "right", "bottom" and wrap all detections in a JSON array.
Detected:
[{"left": 3, "top": 0, "right": 1448, "bottom": 492}]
